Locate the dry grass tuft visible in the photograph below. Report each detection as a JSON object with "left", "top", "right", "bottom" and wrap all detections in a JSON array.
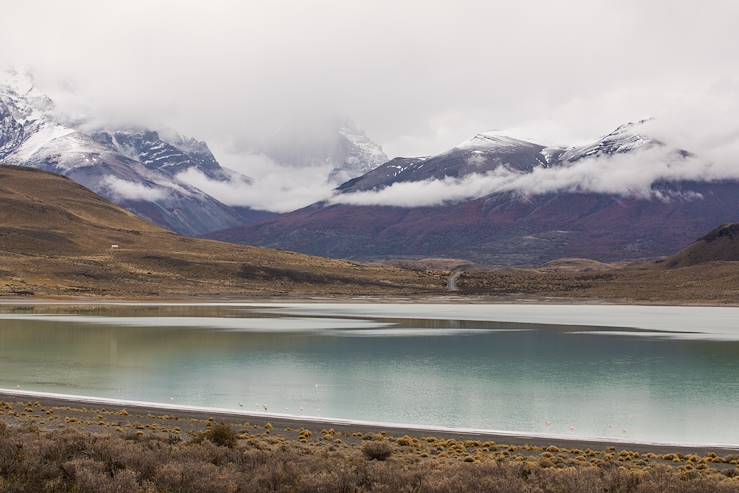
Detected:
[{"left": 361, "top": 441, "right": 394, "bottom": 461}]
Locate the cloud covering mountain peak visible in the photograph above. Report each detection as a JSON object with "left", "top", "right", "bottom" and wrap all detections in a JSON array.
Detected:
[{"left": 332, "top": 119, "right": 739, "bottom": 208}]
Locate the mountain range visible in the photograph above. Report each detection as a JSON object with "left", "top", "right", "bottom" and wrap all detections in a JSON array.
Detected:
[
  {"left": 208, "top": 121, "right": 739, "bottom": 265},
  {"left": 0, "top": 70, "right": 384, "bottom": 235},
  {"left": 4, "top": 70, "right": 738, "bottom": 266}
]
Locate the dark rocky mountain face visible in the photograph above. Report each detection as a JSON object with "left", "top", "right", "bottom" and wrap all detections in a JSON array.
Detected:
[
  {"left": 207, "top": 123, "right": 739, "bottom": 266},
  {"left": 0, "top": 104, "right": 27, "bottom": 160},
  {"left": 92, "top": 130, "right": 236, "bottom": 181}
]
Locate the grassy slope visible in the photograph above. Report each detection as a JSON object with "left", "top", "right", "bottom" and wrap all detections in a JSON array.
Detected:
[{"left": 0, "top": 167, "right": 444, "bottom": 297}]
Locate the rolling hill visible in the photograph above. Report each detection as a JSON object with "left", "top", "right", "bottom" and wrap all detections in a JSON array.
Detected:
[
  {"left": 0, "top": 166, "right": 443, "bottom": 297},
  {"left": 663, "top": 223, "right": 739, "bottom": 268}
]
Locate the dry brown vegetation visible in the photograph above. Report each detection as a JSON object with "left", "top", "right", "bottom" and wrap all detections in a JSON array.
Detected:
[
  {"left": 457, "top": 259, "right": 739, "bottom": 304},
  {"left": 1, "top": 399, "right": 738, "bottom": 492},
  {"left": 0, "top": 167, "right": 444, "bottom": 298},
  {"left": 1, "top": 421, "right": 738, "bottom": 493}
]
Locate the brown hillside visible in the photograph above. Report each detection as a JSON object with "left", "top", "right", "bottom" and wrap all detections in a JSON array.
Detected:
[
  {"left": 450, "top": 227, "right": 739, "bottom": 304},
  {"left": 663, "top": 223, "right": 739, "bottom": 268},
  {"left": 0, "top": 167, "right": 444, "bottom": 297}
]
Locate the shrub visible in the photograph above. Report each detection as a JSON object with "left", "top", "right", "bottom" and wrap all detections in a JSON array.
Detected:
[
  {"left": 397, "top": 435, "right": 414, "bottom": 446},
  {"left": 362, "top": 441, "right": 393, "bottom": 461},
  {"left": 204, "top": 422, "right": 238, "bottom": 448}
]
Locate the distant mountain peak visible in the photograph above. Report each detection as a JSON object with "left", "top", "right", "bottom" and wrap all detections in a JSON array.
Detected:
[
  {"left": 611, "top": 117, "right": 655, "bottom": 133},
  {"left": 559, "top": 118, "right": 660, "bottom": 163},
  {"left": 454, "top": 131, "right": 541, "bottom": 152},
  {"left": 90, "top": 127, "right": 238, "bottom": 182},
  {"left": 0, "top": 69, "right": 55, "bottom": 125},
  {"left": 0, "top": 68, "right": 37, "bottom": 99},
  {"left": 328, "top": 121, "right": 388, "bottom": 184}
]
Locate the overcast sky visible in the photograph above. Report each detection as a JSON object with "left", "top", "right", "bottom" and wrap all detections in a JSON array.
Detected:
[{"left": 2, "top": 0, "right": 738, "bottom": 210}]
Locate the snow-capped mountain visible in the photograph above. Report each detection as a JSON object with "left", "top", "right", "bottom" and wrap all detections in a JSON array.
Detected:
[
  {"left": 559, "top": 119, "right": 661, "bottom": 163},
  {"left": 0, "top": 70, "right": 64, "bottom": 162},
  {"left": 338, "top": 132, "right": 552, "bottom": 193},
  {"left": 208, "top": 121, "right": 739, "bottom": 265},
  {"left": 0, "top": 70, "right": 267, "bottom": 235},
  {"left": 91, "top": 129, "right": 244, "bottom": 182},
  {"left": 327, "top": 121, "right": 388, "bottom": 184},
  {"left": 340, "top": 121, "right": 660, "bottom": 194}
]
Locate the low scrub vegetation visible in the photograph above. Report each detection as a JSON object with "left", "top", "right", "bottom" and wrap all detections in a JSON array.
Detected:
[
  {"left": 361, "top": 440, "right": 394, "bottom": 460},
  {"left": 194, "top": 422, "right": 238, "bottom": 448},
  {"left": 0, "top": 421, "right": 737, "bottom": 493}
]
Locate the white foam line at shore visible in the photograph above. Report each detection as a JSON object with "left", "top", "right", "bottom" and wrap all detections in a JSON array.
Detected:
[{"left": 2, "top": 388, "right": 737, "bottom": 450}]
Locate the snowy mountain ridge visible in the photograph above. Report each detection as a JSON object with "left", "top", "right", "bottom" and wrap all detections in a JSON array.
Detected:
[
  {"left": 339, "top": 119, "right": 662, "bottom": 194},
  {"left": 0, "top": 70, "right": 258, "bottom": 235},
  {"left": 558, "top": 119, "right": 660, "bottom": 163}
]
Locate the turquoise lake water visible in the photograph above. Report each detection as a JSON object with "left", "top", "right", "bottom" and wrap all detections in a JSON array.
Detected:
[{"left": 0, "top": 303, "right": 737, "bottom": 445}]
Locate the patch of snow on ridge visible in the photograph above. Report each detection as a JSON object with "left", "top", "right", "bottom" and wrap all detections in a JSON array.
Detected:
[
  {"left": 559, "top": 119, "right": 659, "bottom": 163},
  {"left": 454, "top": 131, "right": 539, "bottom": 151},
  {"left": 466, "top": 152, "right": 488, "bottom": 166},
  {"left": 540, "top": 146, "right": 566, "bottom": 165},
  {"left": 5, "top": 124, "right": 75, "bottom": 162}
]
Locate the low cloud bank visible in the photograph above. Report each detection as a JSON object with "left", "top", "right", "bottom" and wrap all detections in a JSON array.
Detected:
[
  {"left": 103, "top": 176, "right": 169, "bottom": 201},
  {"left": 330, "top": 146, "right": 739, "bottom": 208},
  {"left": 176, "top": 154, "right": 336, "bottom": 212}
]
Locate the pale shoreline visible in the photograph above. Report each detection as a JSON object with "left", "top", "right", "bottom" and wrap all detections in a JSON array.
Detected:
[
  {"left": 1, "top": 389, "right": 737, "bottom": 455},
  {"left": 3, "top": 299, "right": 739, "bottom": 340},
  {"left": 2, "top": 295, "right": 739, "bottom": 307}
]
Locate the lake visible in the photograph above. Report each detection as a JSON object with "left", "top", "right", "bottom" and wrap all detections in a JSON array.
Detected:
[{"left": 0, "top": 303, "right": 737, "bottom": 446}]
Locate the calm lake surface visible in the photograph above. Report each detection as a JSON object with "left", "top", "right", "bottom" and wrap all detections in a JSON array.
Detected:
[{"left": 0, "top": 303, "right": 737, "bottom": 446}]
